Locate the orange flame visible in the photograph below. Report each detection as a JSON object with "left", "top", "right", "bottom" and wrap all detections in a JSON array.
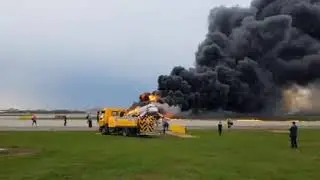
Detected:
[
  {"left": 163, "top": 112, "right": 174, "bottom": 119},
  {"left": 125, "top": 91, "right": 169, "bottom": 117},
  {"left": 148, "top": 94, "right": 160, "bottom": 102},
  {"left": 139, "top": 92, "right": 162, "bottom": 103},
  {"left": 126, "top": 106, "right": 140, "bottom": 116}
]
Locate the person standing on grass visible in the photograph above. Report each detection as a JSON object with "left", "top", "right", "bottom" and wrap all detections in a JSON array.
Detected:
[
  {"left": 31, "top": 114, "right": 37, "bottom": 127},
  {"left": 289, "top": 121, "right": 298, "bottom": 148},
  {"left": 218, "top": 121, "right": 223, "bottom": 136},
  {"left": 63, "top": 115, "right": 67, "bottom": 126}
]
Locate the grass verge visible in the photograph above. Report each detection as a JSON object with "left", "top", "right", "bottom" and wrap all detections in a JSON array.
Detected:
[{"left": 0, "top": 129, "right": 319, "bottom": 180}]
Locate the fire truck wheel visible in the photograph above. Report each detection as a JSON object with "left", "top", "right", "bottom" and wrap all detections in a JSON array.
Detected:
[
  {"left": 131, "top": 128, "right": 138, "bottom": 136},
  {"left": 136, "top": 128, "right": 140, "bottom": 136},
  {"left": 101, "top": 126, "right": 110, "bottom": 135},
  {"left": 122, "top": 128, "right": 129, "bottom": 136}
]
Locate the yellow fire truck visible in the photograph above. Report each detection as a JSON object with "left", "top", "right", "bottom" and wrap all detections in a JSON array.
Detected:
[{"left": 98, "top": 107, "right": 163, "bottom": 136}]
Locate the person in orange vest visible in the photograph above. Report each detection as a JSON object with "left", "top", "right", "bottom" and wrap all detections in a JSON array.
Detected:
[{"left": 31, "top": 114, "right": 37, "bottom": 127}]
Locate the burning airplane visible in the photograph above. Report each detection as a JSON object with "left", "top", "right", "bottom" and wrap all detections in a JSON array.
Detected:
[{"left": 125, "top": 91, "right": 179, "bottom": 119}]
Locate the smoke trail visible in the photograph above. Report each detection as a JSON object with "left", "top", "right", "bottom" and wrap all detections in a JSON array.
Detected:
[{"left": 157, "top": 0, "right": 320, "bottom": 114}]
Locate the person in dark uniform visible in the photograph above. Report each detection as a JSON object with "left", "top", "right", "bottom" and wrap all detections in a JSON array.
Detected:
[
  {"left": 218, "top": 121, "right": 223, "bottom": 136},
  {"left": 63, "top": 115, "right": 67, "bottom": 126},
  {"left": 86, "top": 114, "right": 92, "bottom": 128},
  {"left": 162, "top": 119, "right": 169, "bottom": 135},
  {"left": 289, "top": 121, "right": 298, "bottom": 148},
  {"left": 96, "top": 111, "right": 100, "bottom": 123}
]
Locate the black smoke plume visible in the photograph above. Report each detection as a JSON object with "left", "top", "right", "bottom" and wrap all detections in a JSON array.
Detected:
[{"left": 157, "top": 0, "right": 320, "bottom": 114}]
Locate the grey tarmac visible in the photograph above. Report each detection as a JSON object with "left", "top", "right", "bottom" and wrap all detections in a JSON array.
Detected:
[{"left": 1, "top": 118, "right": 320, "bottom": 131}]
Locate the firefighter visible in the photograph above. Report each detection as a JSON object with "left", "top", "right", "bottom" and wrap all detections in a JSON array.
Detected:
[
  {"left": 289, "top": 121, "right": 298, "bottom": 148},
  {"left": 218, "top": 121, "right": 223, "bottom": 136}
]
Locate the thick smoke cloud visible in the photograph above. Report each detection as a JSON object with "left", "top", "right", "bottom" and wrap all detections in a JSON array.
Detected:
[{"left": 157, "top": 0, "right": 320, "bottom": 114}]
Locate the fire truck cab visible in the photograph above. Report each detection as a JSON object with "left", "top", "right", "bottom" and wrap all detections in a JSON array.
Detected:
[{"left": 98, "top": 108, "right": 126, "bottom": 133}]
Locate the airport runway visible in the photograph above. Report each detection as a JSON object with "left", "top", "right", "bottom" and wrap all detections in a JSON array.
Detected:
[{"left": 1, "top": 119, "right": 320, "bottom": 131}]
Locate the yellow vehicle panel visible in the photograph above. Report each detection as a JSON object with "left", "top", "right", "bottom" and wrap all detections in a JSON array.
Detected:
[
  {"left": 19, "top": 113, "right": 32, "bottom": 120},
  {"left": 169, "top": 124, "right": 186, "bottom": 135},
  {"left": 98, "top": 107, "right": 126, "bottom": 127},
  {"left": 108, "top": 116, "right": 117, "bottom": 127},
  {"left": 98, "top": 120, "right": 105, "bottom": 127},
  {"left": 114, "top": 117, "right": 137, "bottom": 127}
]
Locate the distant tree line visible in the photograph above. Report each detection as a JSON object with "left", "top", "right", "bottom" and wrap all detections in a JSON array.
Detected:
[{"left": 0, "top": 109, "right": 86, "bottom": 115}]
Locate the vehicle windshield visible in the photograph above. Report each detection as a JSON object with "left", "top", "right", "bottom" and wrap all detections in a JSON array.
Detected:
[
  {"left": 111, "top": 111, "right": 120, "bottom": 116},
  {"left": 99, "top": 111, "right": 105, "bottom": 120}
]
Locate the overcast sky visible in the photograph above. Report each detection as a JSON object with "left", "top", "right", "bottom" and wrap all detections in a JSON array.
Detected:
[{"left": 0, "top": 0, "right": 250, "bottom": 110}]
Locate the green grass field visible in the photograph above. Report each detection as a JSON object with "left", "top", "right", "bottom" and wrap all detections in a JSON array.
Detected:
[{"left": 1, "top": 130, "right": 320, "bottom": 180}]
